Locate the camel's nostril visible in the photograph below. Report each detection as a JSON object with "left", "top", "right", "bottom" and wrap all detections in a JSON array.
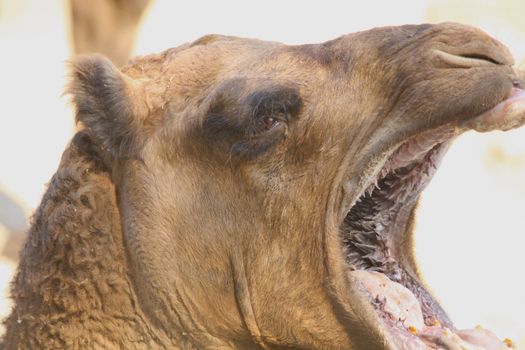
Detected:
[
  {"left": 459, "top": 53, "right": 501, "bottom": 65},
  {"left": 434, "top": 49, "right": 502, "bottom": 68}
]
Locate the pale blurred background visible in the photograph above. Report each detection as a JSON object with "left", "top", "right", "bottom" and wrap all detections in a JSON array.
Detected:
[{"left": 0, "top": 0, "right": 524, "bottom": 347}]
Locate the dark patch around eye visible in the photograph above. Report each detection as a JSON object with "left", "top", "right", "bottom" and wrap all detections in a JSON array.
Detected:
[
  {"left": 203, "top": 108, "right": 246, "bottom": 139},
  {"left": 248, "top": 87, "right": 302, "bottom": 117},
  {"left": 202, "top": 85, "right": 302, "bottom": 159},
  {"left": 230, "top": 130, "right": 286, "bottom": 159}
]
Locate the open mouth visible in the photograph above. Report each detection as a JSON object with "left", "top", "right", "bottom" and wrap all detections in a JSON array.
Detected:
[{"left": 339, "top": 87, "right": 525, "bottom": 349}]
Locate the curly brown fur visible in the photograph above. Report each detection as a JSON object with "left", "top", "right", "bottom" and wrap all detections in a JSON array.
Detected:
[{"left": 1, "top": 133, "right": 169, "bottom": 349}]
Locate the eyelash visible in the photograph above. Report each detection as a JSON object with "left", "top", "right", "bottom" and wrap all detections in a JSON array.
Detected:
[
  {"left": 253, "top": 112, "right": 287, "bottom": 135},
  {"left": 262, "top": 116, "right": 278, "bottom": 130}
]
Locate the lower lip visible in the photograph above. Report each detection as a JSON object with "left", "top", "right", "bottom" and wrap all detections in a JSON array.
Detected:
[{"left": 464, "top": 87, "right": 525, "bottom": 132}]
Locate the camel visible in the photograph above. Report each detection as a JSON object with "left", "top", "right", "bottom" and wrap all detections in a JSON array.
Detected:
[
  {"left": 0, "top": 0, "right": 151, "bottom": 263},
  {"left": 2, "top": 23, "right": 523, "bottom": 349},
  {"left": 69, "top": 0, "right": 151, "bottom": 66}
]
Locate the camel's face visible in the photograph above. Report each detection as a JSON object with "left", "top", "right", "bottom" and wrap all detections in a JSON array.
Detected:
[{"left": 72, "top": 23, "right": 524, "bottom": 349}]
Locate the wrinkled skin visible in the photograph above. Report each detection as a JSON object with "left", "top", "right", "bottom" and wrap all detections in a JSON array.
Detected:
[{"left": 2, "top": 23, "right": 523, "bottom": 349}]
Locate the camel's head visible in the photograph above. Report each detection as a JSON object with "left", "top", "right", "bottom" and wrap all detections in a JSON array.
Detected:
[{"left": 71, "top": 23, "right": 523, "bottom": 349}]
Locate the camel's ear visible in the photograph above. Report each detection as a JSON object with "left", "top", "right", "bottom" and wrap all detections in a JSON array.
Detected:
[{"left": 69, "top": 54, "right": 147, "bottom": 157}]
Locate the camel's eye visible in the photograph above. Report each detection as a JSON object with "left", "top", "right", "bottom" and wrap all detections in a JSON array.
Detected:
[
  {"left": 262, "top": 116, "right": 278, "bottom": 130},
  {"left": 202, "top": 83, "right": 302, "bottom": 159},
  {"left": 251, "top": 112, "right": 286, "bottom": 135},
  {"left": 248, "top": 87, "right": 301, "bottom": 136}
]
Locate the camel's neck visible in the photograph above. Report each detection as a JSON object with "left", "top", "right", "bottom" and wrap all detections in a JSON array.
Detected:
[
  {"left": 1, "top": 134, "right": 259, "bottom": 349},
  {"left": 1, "top": 134, "right": 174, "bottom": 349}
]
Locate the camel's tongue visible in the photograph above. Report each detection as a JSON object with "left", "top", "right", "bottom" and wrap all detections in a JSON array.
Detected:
[
  {"left": 351, "top": 270, "right": 426, "bottom": 330},
  {"left": 464, "top": 88, "right": 525, "bottom": 132},
  {"left": 349, "top": 270, "right": 514, "bottom": 349}
]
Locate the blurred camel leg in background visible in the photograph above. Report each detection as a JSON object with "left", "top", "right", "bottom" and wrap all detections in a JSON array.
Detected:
[
  {"left": 69, "top": 0, "right": 152, "bottom": 66},
  {"left": 0, "top": 191, "right": 28, "bottom": 261}
]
